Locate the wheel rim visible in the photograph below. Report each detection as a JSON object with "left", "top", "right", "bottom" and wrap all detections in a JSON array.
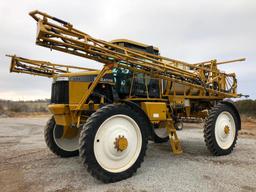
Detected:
[
  {"left": 215, "top": 111, "right": 236, "bottom": 149},
  {"left": 176, "top": 122, "right": 183, "bottom": 130},
  {"left": 94, "top": 114, "right": 142, "bottom": 173},
  {"left": 154, "top": 127, "right": 168, "bottom": 138},
  {"left": 53, "top": 126, "right": 80, "bottom": 152}
]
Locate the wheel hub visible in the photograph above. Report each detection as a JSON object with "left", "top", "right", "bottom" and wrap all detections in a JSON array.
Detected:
[
  {"left": 114, "top": 135, "right": 128, "bottom": 152},
  {"left": 224, "top": 125, "right": 230, "bottom": 135}
]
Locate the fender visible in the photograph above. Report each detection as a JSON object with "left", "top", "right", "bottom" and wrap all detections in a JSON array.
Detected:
[{"left": 118, "top": 100, "right": 154, "bottom": 139}]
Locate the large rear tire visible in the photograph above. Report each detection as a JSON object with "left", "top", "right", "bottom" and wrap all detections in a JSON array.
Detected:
[
  {"left": 79, "top": 104, "right": 148, "bottom": 183},
  {"left": 44, "top": 116, "right": 79, "bottom": 157},
  {"left": 204, "top": 103, "right": 239, "bottom": 156}
]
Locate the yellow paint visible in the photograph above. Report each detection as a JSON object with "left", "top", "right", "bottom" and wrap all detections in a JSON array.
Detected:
[
  {"left": 224, "top": 125, "right": 230, "bottom": 134},
  {"left": 69, "top": 81, "right": 90, "bottom": 104},
  {"left": 165, "top": 119, "right": 183, "bottom": 155},
  {"left": 115, "top": 136, "right": 128, "bottom": 151},
  {"left": 48, "top": 104, "right": 68, "bottom": 115},
  {"left": 141, "top": 102, "right": 167, "bottom": 121}
]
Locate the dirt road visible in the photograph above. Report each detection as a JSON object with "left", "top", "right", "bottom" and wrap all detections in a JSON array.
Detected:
[{"left": 0, "top": 117, "right": 256, "bottom": 192}]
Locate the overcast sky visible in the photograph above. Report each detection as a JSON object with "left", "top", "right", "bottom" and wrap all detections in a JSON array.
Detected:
[{"left": 0, "top": 0, "right": 255, "bottom": 100}]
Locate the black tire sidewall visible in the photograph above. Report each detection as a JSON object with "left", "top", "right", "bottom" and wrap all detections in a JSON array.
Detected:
[
  {"left": 44, "top": 117, "right": 79, "bottom": 157},
  {"left": 80, "top": 104, "right": 148, "bottom": 182},
  {"left": 205, "top": 104, "right": 239, "bottom": 155}
]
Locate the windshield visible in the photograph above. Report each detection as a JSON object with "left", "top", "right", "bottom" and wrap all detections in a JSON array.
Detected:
[
  {"left": 112, "top": 68, "right": 133, "bottom": 98},
  {"left": 113, "top": 68, "right": 161, "bottom": 99}
]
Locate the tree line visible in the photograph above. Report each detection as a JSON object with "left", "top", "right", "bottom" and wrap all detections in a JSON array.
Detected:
[{"left": 0, "top": 99, "right": 255, "bottom": 116}]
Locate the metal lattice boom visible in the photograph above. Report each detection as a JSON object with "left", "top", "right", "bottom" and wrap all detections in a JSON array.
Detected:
[
  {"left": 7, "top": 55, "right": 97, "bottom": 78},
  {"left": 29, "top": 10, "right": 245, "bottom": 97}
]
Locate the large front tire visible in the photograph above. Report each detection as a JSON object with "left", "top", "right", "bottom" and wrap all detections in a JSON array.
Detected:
[
  {"left": 204, "top": 103, "right": 239, "bottom": 156},
  {"left": 44, "top": 117, "right": 79, "bottom": 157},
  {"left": 79, "top": 104, "right": 148, "bottom": 183}
]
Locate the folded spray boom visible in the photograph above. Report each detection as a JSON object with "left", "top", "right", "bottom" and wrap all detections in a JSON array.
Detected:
[
  {"left": 7, "top": 55, "right": 97, "bottom": 78},
  {"left": 26, "top": 10, "right": 245, "bottom": 97}
]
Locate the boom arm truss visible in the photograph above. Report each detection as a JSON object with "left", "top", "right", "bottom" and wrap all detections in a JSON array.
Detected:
[
  {"left": 7, "top": 55, "right": 97, "bottom": 78},
  {"left": 29, "top": 10, "right": 245, "bottom": 97}
]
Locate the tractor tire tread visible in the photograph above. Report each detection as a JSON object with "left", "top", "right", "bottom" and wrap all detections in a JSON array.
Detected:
[
  {"left": 79, "top": 103, "right": 148, "bottom": 183},
  {"left": 204, "top": 103, "right": 239, "bottom": 156},
  {"left": 44, "top": 116, "right": 79, "bottom": 157}
]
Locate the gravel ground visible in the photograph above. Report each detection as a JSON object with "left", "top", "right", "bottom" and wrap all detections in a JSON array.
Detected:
[{"left": 0, "top": 117, "right": 256, "bottom": 192}]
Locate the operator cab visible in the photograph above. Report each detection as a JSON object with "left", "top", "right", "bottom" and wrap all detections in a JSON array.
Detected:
[{"left": 110, "top": 39, "right": 161, "bottom": 99}]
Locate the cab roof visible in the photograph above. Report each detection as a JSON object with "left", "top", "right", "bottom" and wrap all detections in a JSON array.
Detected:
[{"left": 110, "top": 39, "right": 159, "bottom": 52}]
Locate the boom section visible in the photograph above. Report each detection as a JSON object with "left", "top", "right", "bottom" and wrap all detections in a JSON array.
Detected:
[
  {"left": 29, "top": 10, "right": 244, "bottom": 97},
  {"left": 7, "top": 55, "right": 97, "bottom": 78}
]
